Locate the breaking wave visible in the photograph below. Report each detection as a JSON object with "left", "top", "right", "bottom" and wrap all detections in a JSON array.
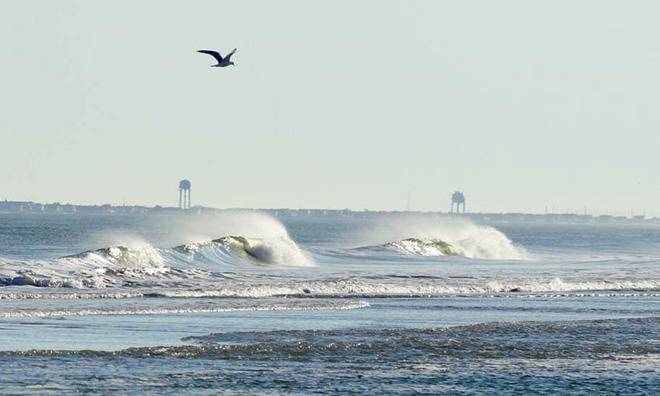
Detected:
[
  {"left": 383, "top": 238, "right": 454, "bottom": 256},
  {"left": 364, "top": 225, "right": 524, "bottom": 260},
  {"left": 0, "top": 234, "right": 313, "bottom": 289},
  {"left": 348, "top": 218, "right": 526, "bottom": 259},
  {"left": 174, "top": 236, "right": 313, "bottom": 267}
]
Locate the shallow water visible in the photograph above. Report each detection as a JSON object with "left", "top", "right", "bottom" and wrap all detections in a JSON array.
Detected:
[{"left": 1, "top": 213, "right": 660, "bottom": 394}]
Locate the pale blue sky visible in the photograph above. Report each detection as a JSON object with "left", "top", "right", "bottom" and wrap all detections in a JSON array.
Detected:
[{"left": 1, "top": 1, "right": 659, "bottom": 215}]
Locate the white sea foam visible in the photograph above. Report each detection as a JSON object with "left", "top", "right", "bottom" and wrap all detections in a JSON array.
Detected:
[
  {"left": 0, "top": 291, "right": 147, "bottom": 300},
  {"left": 384, "top": 238, "right": 454, "bottom": 256},
  {"left": 175, "top": 235, "right": 314, "bottom": 267},
  {"left": 0, "top": 231, "right": 313, "bottom": 289},
  {"left": 0, "top": 300, "right": 370, "bottom": 318},
  {"left": 2, "top": 277, "right": 660, "bottom": 300},
  {"left": 222, "top": 236, "right": 313, "bottom": 267},
  {"left": 360, "top": 218, "right": 525, "bottom": 260},
  {"left": 0, "top": 244, "right": 178, "bottom": 290}
]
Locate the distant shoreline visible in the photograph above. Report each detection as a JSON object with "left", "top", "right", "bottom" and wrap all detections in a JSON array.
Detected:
[{"left": 0, "top": 200, "right": 656, "bottom": 224}]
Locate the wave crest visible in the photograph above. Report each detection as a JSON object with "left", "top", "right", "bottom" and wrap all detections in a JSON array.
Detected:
[
  {"left": 74, "top": 245, "right": 166, "bottom": 269},
  {"left": 0, "top": 233, "right": 313, "bottom": 289},
  {"left": 385, "top": 238, "right": 454, "bottom": 256},
  {"left": 356, "top": 219, "right": 525, "bottom": 260},
  {"left": 376, "top": 227, "right": 524, "bottom": 260},
  {"left": 176, "top": 235, "right": 314, "bottom": 267}
]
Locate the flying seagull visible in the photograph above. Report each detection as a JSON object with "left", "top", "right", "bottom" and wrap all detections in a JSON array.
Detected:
[{"left": 197, "top": 48, "right": 236, "bottom": 67}]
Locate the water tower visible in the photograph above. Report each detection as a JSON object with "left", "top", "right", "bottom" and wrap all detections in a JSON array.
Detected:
[
  {"left": 451, "top": 191, "right": 466, "bottom": 214},
  {"left": 179, "top": 179, "right": 191, "bottom": 209}
]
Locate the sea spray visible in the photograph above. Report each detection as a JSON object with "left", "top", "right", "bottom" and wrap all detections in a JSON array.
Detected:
[{"left": 358, "top": 218, "right": 525, "bottom": 259}]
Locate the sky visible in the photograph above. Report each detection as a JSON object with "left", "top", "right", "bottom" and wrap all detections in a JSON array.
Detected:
[{"left": 1, "top": 1, "right": 659, "bottom": 215}]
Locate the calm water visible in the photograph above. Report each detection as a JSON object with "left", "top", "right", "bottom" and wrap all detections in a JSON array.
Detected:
[{"left": 1, "top": 212, "right": 660, "bottom": 395}]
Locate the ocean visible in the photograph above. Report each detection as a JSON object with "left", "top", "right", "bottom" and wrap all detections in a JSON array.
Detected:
[{"left": 1, "top": 212, "right": 659, "bottom": 395}]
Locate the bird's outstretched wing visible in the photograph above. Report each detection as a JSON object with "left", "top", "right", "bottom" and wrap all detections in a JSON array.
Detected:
[
  {"left": 197, "top": 50, "right": 223, "bottom": 63},
  {"left": 223, "top": 48, "right": 237, "bottom": 62}
]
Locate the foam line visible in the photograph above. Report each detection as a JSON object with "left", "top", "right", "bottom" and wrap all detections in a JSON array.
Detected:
[{"left": 0, "top": 300, "right": 370, "bottom": 318}]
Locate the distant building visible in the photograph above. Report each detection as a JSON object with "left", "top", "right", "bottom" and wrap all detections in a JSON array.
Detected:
[
  {"left": 179, "top": 179, "right": 192, "bottom": 209},
  {"left": 451, "top": 191, "right": 466, "bottom": 214}
]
